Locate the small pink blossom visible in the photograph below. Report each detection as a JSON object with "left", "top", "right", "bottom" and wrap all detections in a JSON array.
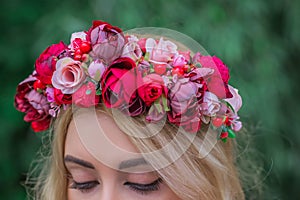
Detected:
[
  {"left": 52, "top": 57, "right": 86, "bottom": 94},
  {"left": 201, "top": 92, "right": 221, "bottom": 117},
  {"left": 146, "top": 38, "right": 177, "bottom": 64},
  {"left": 46, "top": 87, "right": 55, "bottom": 102},
  {"left": 224, "top": 85, "right": 242, "bottom": 113},
  {"left": 173, "top": 54, "right": 187, "bottom": 67},
  {"left": 122, "top": 35, "right": 143, "bottom": 61},
  {"left": 88, "top": 60, "right": 106, "bottom": 81}
]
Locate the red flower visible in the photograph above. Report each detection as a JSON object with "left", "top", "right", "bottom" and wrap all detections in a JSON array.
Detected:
[
  {"left": 53, "top": 88, "right": 72, "bottom": 105},
  {"left": 87, "top": 20, "right": 125, "bottom": 64},
  {"left": 137, "top": 74, "right": 167, "bottom": 106},
  {"left": 101, "top": 57, "right": 144, "bottom": 116},
  {"left": 15, "top": 74, "right": 51, "bottom": 132},
  {"left": 35, "top": 41, "right": 68, "bottom": 85},
  {"left": 31, "top": 117, "right": 51, "bottom": 132},
  {"left": 73, "top": 82, "right": 100, "bottom": 107},
  {"left": 194, "top": 53, "right": 232, "bottom": 98}
]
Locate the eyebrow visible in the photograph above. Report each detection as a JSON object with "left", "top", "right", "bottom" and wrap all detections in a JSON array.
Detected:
[
  {"left": 64, "top": 155, "right": 95, "bottom": 169},
  {"left": 118, "top": 157, "right": 148, "bottom": 170}
]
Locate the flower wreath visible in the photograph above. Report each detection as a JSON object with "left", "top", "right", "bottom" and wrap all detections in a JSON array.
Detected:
[{"left": 15, "top": 20, "right": 242, "bottom": 142}]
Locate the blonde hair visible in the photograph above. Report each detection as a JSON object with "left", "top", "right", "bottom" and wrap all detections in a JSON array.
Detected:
[{"left": 27, "top": 105, "right": 245, "bottom": 200}]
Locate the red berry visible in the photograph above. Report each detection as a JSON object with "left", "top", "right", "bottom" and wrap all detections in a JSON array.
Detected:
[
  {"left": 154, "top": 64, "right": 167, "bottom": 75},
  {"left": 33, "top": 79, "right": 46, "bottom": 90},
  {"left": 74, "top": 54, "right": 82, "bottom": 61},
  {"left": 172, "top": 66, "right": 184, "bottom": 77},
  {"left": 212, "top": 118, "right": 223, "bottom": 127},
  {"left": 81, "top": 54, "right": 89, "bottom": 62},
  {"left": 80, "top": 42, "right": 91, "bottom": 53},
  {"left": 220, "top": 131, "right": 228, "bottom": 139},
  {"left": 75, "top": 49, "right": 82, "bottom": 55}
]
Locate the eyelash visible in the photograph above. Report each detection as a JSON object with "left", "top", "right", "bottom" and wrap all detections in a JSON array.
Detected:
[
  {"left": 124, "top": 178, "right": 162, "bottom": 195},
  {"left": 70, "top": 180, "right": 99, "bottom": 193},
  {"left": 69, "top": 178, "right": 162, "bottom": 195}
]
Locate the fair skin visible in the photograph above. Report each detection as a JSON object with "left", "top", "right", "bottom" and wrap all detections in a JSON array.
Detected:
[{"left": 64, "top": 110, "right": 180, "bottom": 199}]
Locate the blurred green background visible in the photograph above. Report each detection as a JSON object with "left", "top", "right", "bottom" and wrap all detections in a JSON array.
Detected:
[{"left": 1, "top": 0, "right": 299, "bottom": 199}]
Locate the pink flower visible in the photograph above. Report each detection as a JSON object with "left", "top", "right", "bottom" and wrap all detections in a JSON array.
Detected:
[
  {"left": 14, "top": 74, "right": 51, "bottom": 132},
  {"left": 52, "top": 57, "right": 86, "bottom": 94},
  {"left": 173, "top": 54, "right": 187, "bottom": 67},
  {"left": 87, "top": 20, "right": 125, "bottom": 64},
  {"left": 201, "top": 92, "right": 221, "bottom": 117},
  {"left": 178, "top": 51, "right": 191, "bottom": 62},
  {"left": 73, "top": 82, "right": 100, "bottom": 107},
  {"left": 224, "top": 85, "right": 242, "bottom": 113},
  {"left": 88, "top": 60, "right": 106, "bottom": 81},
  {"left": 122, "top": 35, "right": 143, "bottom": 61},
  {"left": 137, "top": 74, "right": 167, "bottom": 106},
  {"left": 35, "top": 41, "right": 68, "bottom": 85},
  {"left": 193, "top": 53, "right": 232, "bottom": 99},
  {"left": 167, "top": 78, "right": 202, "bottom": 133},
  {"left": 146, "top": 38, "right": 177, "bottom": 64},
  {"left": 101, "top": 57, "right": 144, "bottom": 116}
]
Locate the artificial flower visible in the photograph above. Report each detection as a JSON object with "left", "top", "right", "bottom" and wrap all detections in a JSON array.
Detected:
[
  {"left": 87, "top": 20, "right": 125, "bottom": 64},
  {"left": 137, "top": 73, "right": 167, "bottom": 106},
  {"left": 73, "top": 82, "right": 100, "bottom": 107},
  {"left": 35, "top": 41, "right": 68, "bottom": 85},
  {"left": 101, "top": 57, "right": 140, "bottom": 109},
  {"left": 146, "top": 38, "right": 177, "bottom": 64},
  {"left": 52, "top": 57, "right": 86, "bottom": 94}
]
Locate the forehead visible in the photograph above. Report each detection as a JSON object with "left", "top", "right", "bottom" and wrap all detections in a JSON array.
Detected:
[{"left": 65, "top": 109, "right": 148, "bottom": 172}]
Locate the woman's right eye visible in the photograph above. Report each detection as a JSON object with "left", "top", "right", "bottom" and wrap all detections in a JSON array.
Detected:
[{"left": 70, "top": 180, "right": 99, "bottom": 193}]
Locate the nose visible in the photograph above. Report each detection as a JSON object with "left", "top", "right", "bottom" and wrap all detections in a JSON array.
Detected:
[{"left": 98, "top": 181, "right": 121, "bottom": 200}]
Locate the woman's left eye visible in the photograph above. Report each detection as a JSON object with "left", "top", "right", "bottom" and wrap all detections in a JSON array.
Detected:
[
  {"left": 70, "top": 180, "right": 99, "bottom": 193},
  {"left": 124, "top": 178, "right": 162, "bottom": 195}
]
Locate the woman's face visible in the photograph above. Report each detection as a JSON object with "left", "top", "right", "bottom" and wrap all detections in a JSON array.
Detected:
[{"left": 64, "top": 110, "right": 180, "bottom": 200}]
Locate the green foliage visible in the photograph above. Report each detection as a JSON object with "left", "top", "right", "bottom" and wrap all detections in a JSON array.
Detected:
[{"left": 1, "top": 0, "right": 299, "bottom": 199}]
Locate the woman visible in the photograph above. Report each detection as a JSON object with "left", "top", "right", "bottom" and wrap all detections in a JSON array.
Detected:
[{"left": 15, "top": 20, "right": 244, "bottom": 199}]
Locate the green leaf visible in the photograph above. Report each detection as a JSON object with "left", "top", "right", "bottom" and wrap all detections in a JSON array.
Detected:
[
  {"left": 161, "top": 95, "right": 170, "bottom": 111},
  {"left": 228, "top": 129, "right": 236, "bottom": 138},
  {"left": 144, "top": 52, "right": 150, "bottom": 61},
  {"left": 154, "top": 103, "right": 163, "bottom": 113}
]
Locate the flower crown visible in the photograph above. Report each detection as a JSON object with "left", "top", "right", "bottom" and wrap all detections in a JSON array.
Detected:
[{"left": 15, "top": 20, "right": 242, "bottom": 142}]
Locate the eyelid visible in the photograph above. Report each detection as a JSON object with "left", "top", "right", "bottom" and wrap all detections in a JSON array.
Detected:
[{"left": 124, "top": 178, "right": 162, "bottom": 195}]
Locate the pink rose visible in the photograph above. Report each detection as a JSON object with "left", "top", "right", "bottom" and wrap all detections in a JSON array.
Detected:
[
  {"left": 137, "top": 74, "right": 168, "bottom": 106},
  {"left": 167, "top": 78, "right": 202, "bottom": 133},
  {"left": 15, "top": 74, "right": 51, "bottom": 132},
  {"left": 146, "top": 38, "right": 177, "bottom": 64},
  {"left": 87, "top": 20, "right": 125, "bottom": 64},
  {"left": 73, "top": 82, "right": 100, "bottom": 107},
  {"left": 193, "top": 53, "right": 232, "bottom": 98},
  {"left": 52, "top": 57, "right": 86, "bottom": 94},
  {"left": 35, "top": 42, "right": 68, "bottom": 85},
  {"left": 101, "top": 57, "right": 144, "bottom": 116}
]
